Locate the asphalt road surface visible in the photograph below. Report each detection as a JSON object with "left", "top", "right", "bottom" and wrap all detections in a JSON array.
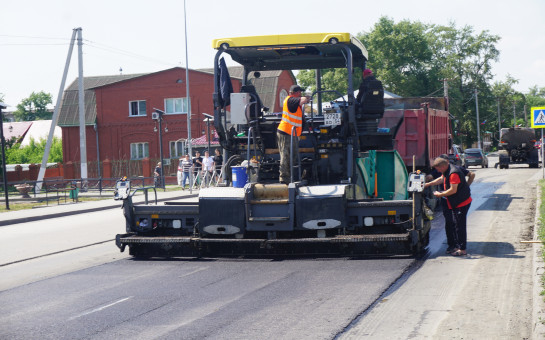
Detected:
[
  {"left": 0, "top": 160, "right": 539, "bottom": 339},
  {"left": 0, "top": 257, "right": 413, "bottom": 340}
]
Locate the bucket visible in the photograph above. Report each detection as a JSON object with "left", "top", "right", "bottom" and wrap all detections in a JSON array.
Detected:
[{"left": 231, "top": 166, "right": 248, "bottom": 188}]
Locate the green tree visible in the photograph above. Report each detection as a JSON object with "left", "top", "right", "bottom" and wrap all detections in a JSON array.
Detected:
[
  {"left": 14, "top": 91, "right": 53, "bottom": 121},
  {"left": 298, "top": 17, "right": 440, "bottom": 101},
  {"left": 5, "top": 137, "right": 62, "bottom": 164},
  {"left": 297, "top": 68, "right": 357, "bottom": 102},
  {"left": 487, "top": 76, "right": 520, "bottom": 141},
  {"left": 528, "top": 86, "right": 545, "bottom": 98},
  {"left": 296, "top": 17, "right": 504, "bottom": 148},
  {"left": 430, "top": 23, "right": 500, "bottom": 147},
  {"left": 526, "top": 86, "right": 545, "bottom": 129},
  {"left": 0, "top": 93, "right": 8, "bottom": 122},
  {"left": 357, "top": 17, "right": 439, "bottom": 97},
  {"left": 357, "top": 17, "right": 501, "bottom": 147},
  {"left": 527, "top": 86, "right": 545, "bottom": 109}
]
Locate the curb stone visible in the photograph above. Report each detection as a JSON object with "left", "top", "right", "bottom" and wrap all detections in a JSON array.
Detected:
[
  {"left": 533, "top": 183, "right": 545, "bottom": 338},
  {"left": 0, "top": 191, "right": 199, "bottom": 227}
]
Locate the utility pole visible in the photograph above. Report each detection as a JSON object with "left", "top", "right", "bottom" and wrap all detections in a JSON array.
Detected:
[
  {"left": 316, "top": 69, "right": 322, "bottom": 116},
  {"left": 443, "top": 79, "right": 449, "bottom": 111},
  {"left": 0, "top": 102, "right": 9, "bottom": 210},
  {"left": 152, "top": 109, "right": 166, "bottom": 189},
  {"left": 184, "top": 0, "right": 193, "bottom": 193},
  {"left": 497, "top": 97, "right": 501, "bottom": 142},
  {"left": 524, "top": 104, "right": 527, "bottom": 126},
  {"left": 36, "top": 29, "right": 78, "bottom": 193},
  {"left": 513, "top": 100, "right": 517, "bottom": 128},
  {"left": 475, "top": 89, "right": 481, "bottom": 149},
  {"left": 77, "top": 28, "right": 88, "bottom": 187}
]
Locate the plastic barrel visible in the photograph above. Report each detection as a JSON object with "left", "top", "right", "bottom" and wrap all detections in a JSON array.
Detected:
[{"left": 231, "top": 166, "right": 248, "bottom": 188}]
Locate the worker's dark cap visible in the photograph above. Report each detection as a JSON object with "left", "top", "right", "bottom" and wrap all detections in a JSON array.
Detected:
[{"left": 289, "top": 85, "right": 304, "bottom": 93}]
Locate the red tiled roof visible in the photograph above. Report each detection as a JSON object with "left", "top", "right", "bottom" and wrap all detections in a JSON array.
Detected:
[
  {"left": 2, "top": 121, "right": 32, "bottom": 142},
  {"left": 191, "top": 130, "right": 220, "bottom": 146}
]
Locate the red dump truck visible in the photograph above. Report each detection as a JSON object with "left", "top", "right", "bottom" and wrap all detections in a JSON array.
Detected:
[{"left": 381, "top": 97, "right": 451, "bottom": 170}]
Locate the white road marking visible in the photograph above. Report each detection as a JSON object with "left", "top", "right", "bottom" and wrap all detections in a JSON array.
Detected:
[
  {"left": 69, "top": 296, "right": 133, "bottom": 320},
  {"left": 178, "top": 266, "right": 208, "bottom": 278}
]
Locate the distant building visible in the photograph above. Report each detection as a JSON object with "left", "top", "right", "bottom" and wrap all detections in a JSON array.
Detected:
[
  {"left": 2, "top": 121, "right": 32, "bottom": 144},
  {"left": 1, "top": 120, "right": 60, "bottom": 146},
  {"left": 2, "top": 110, "right": 15, "bottom": 122},
  {"left": 20, "top": 120, "right": 61, "bottom": 146},
  {"left": 57, "top": 66, "right": 295, "bottom": 165}
]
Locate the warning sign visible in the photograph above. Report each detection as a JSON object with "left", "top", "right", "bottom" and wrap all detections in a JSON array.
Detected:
[{"left": 531, "top": 107, "right": 545, "bottom": 128}]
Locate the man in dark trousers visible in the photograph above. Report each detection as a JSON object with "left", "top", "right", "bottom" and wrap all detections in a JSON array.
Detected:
[
  {"left": 276, "top": 85, "right": 308, "bottom": 184},
  {"left": 425, "top": 157, "right": 473, "bottom": 256},
  {"left": 426, "top": 155, "right": 475, "bottom": 254},
  {"left": 153, "top": 162, "right": 163, "bottom": 188},
  {"left": 356, "top": 69, "right": 376, "bottom": 104},
  {"left": 192, "top": 151, "right": 203, "bottom": 186}
]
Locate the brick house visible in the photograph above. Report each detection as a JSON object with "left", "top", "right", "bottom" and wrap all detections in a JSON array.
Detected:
[{"left": 57, "top": 67, "right": 296, "bottom": 176}]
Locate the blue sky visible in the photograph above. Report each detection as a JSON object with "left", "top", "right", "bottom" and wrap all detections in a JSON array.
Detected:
[{"left": 1, "top": 0, "right": 543, "bottom": 108}]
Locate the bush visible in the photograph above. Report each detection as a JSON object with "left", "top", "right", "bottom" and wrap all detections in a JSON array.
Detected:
[{"left": 5, "top": 137, "right": 63, "bottom": 164}]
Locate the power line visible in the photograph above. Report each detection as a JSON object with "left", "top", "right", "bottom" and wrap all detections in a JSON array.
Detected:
[
  {"left": 83, "top": 40, "right": 177, "bottom": 67},
  {"left": 424, "top": 87, "right": 443, "bottom": 97},
  {"left": 0, "top": 43, "right": 68, "bottom": 46},
  {"left": 0, "top": 34, "right": 177, "bottom": 66},
  {"left": 0, "top": 34, "right": 69, "bottom": 41}
]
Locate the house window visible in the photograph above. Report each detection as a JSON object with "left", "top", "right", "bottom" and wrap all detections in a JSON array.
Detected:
[
  {"left": 129, "top": 100, "right": 147, "bottom": 116},
  {"left": 130, "top": 142, "right": 149, "bottom": 159},
  {"left": 165, "top": 97, "right": 189, "bottom": 114},
  {"left": 170, "top": 140, "right": 186, "bottom": 158}
]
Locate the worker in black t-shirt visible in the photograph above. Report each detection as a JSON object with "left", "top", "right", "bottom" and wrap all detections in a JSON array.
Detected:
[{"left": 426, "top": 154, "right": 474, "bottom": 254}]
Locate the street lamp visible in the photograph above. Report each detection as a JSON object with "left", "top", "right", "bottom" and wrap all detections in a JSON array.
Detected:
[
  {"left": 153, "top": 108, "right": 166, "bottom": 189},
  {"left": 0, "top": 102, "right": 9, "bottom": 210},
  {"left": 202, "top": 113, "right": 213, "bottom": 153},
  {"left": 474, "top": 89, "right": 481, "bottom": 150},
  {"left": 512, "top": 92, "right": 526, "bottom": 128}
]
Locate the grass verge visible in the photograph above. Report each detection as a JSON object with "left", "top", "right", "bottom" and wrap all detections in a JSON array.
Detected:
[
  {"left": 538, "top": 180, "right": 545, "bottom": 299},
  {"left": 0, "top": 196, "right": 108, "bottom": 213}
]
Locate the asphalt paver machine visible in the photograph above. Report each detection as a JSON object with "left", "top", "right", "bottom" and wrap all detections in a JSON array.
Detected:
[{"left": 115, "top": 33, "right": 431, "bottom": 257}]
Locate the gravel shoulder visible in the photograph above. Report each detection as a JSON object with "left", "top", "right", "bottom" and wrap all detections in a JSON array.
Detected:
[{"left": 339, "top": 165, "right": 538, "bottom": 339}]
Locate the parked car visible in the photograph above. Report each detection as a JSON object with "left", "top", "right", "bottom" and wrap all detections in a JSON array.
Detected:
[
  {"left": 448, "top": 144, "right": 465, "bottom": 167},
  {"left": 464, "top": 148, "right": 488, "bottom": 168}
]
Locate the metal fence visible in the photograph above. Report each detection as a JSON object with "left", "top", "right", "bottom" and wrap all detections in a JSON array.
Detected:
[{"left": 0, "top": 175, "right": 170, "bottom": 199}]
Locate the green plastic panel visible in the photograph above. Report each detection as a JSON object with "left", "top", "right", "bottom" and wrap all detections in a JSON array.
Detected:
[
  {"left": 355, "top": 150, "right": 408, "bottom": 201},
  {"left": 356, "top": 151, "right": 375, "bottom": 198},
  {"left": 375, "top": 150, "right": 408, "bottom": 200}
]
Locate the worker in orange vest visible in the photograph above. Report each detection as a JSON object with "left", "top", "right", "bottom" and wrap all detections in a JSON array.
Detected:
[{"left": 277, "top": 85, "right": 309, "bottom": 184}]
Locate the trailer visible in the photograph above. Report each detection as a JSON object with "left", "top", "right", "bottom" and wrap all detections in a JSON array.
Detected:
[
  {"left": 115, "top": 33, "right": 431, "bottom": 257},
  {"left": 382, "top": 97, "right": 451, "bottom": 170}
]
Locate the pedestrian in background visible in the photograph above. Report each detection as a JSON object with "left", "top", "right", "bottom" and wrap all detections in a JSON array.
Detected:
[
  {"left": 180, "top": 155, "right": 192, "bottom": 190},
  {"left": 153, "top": 162, "right": 162, "bottom": 188},
  {"left": 213, "top": 148, "right": 223, "bottom": 182},
  {"left": 177, "top": 156, "right": 184, "bottom": 187},
  {"left": 193, "top": 151, "right": 203, "bottom": 185},
  {"left": 202, "top": 150, "right": 215, "bottom": 187},
  {"left": 425, "top": 157, "right": 472, "bottom": 256}
]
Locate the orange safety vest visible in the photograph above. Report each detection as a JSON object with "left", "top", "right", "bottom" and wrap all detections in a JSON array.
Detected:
[{"left": 277, "top": 95, "right": 303, "bottom": 136}]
